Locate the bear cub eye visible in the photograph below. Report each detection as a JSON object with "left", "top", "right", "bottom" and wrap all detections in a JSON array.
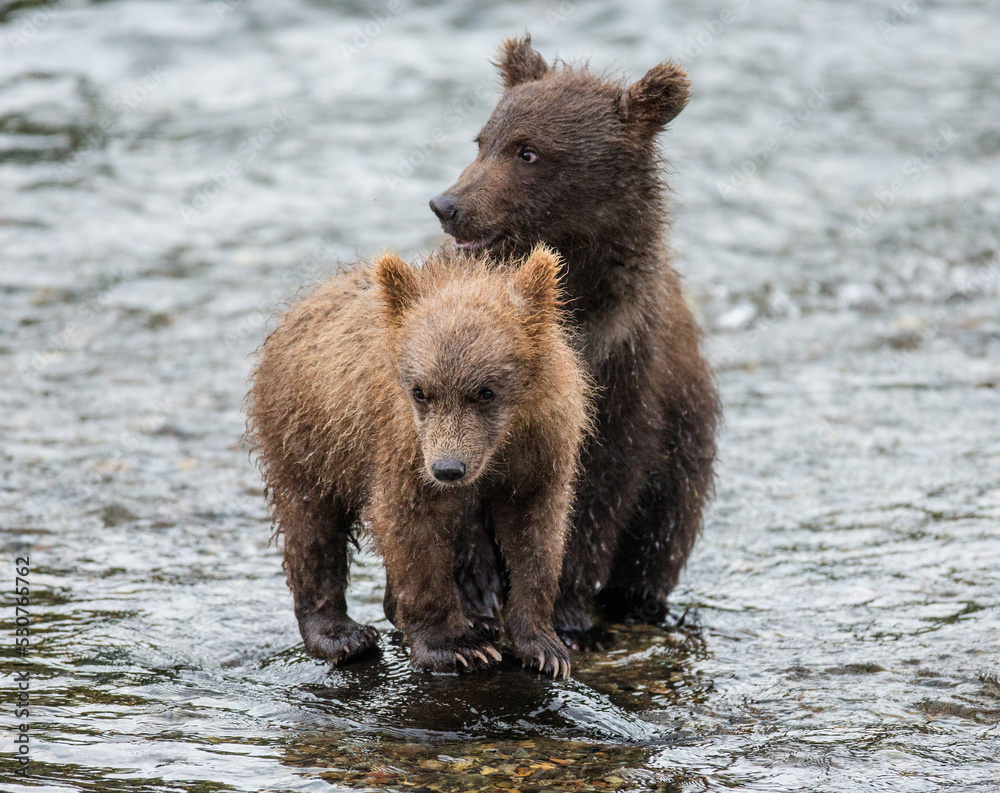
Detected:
[
  {"left": 477, "top": 387, "right": 495, "bottom": 402},
  {"left": 412, "top": 386, "right": 427, "bottom": 403},
  {"left": 519, "top": 148, "right": 538, "bottom": 164}
]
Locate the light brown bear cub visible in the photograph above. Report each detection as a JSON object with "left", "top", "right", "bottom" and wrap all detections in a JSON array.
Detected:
[{"left": 247, "top": 245, "right": 589, "bottom": 677}]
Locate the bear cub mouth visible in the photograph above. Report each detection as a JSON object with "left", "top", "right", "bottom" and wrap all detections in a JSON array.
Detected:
[{"left": 452, "top": 233, "right": 499, "bottom": 251}]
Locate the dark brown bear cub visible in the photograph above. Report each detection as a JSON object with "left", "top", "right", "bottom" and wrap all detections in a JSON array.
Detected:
[
  {"left": 430, "top": 36, "right": 721, "bottom": 647},
  {"left": 246, "top": 245, "right": 590, "bottom": 677}
]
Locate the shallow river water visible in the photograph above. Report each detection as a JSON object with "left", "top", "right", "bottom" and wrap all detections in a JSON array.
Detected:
[{"left": 2, "top": 1, "right": 999, "bottom": 791}]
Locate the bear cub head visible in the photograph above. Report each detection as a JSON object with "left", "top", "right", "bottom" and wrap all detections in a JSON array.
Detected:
[
  {"left": 372, "top": 244, "right": 568, "bottom": 487},
  {"left": 430, "top": 34, "right": 691, "bottom": 259}
]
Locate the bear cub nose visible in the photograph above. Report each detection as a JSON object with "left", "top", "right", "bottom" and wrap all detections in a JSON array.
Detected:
[
  {"left": 429, "top": 194, "right": 458, "bottom": 224},
  {"left": 431, "top": 458, "right": 466, "bottom": 482}
]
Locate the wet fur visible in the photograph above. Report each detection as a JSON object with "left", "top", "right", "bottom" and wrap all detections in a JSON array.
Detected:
[
  {"left": 433, "top": 35, "right": 721, "bottom": 645},
  {"left": 246, "top": 246, "right": 592, "bottom": 676}
]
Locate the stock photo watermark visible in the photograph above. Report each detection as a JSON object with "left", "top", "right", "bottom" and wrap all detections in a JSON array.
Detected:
[
  {"left": 213, "top": 0, "right": 247, "bottom": 19},
  {"left": 18, "top": 270, "right": 130, "bottom": 385},
  {"left": 717, "top": 83, "right": 828, "bottom": 197},
  {"left": 545, "top": 0, "right": 581, "bottom": 26},
  {"left": 341, "top": 0, "right": 406, "bottom": 61},
  {"left": 178, "top": 106, "right": 293, "bottom": 223},
  {"left": 880, "top": 0, "right": 924, "bottom": 39},
  {"left": 682, "top": 0, "right": 749, "bottom": 62},
  {"left": 51, "top": 66, "right": 167, "bottom": 178},
  {"left": 12, "top": 555, "right": 32, "bottom": 777},
  {"left": 224, "top": 232, "right": 355, "bottom": 350},
  {"left": 844, "top": 126, "right": 956, "bottom": 241},
  {"left": 383, "top": 81, "right": 493, "bottom": 191},
  {"left": 6, "top": 1, "right": 59, "bottom": 54}
]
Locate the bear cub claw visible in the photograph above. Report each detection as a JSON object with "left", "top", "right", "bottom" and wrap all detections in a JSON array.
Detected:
[
  {"left": 556, "top": 626, "right": 613, "bottom": 653},
  {"left": 299, "top": 613, "right": 380, "bottom": 665},
  {"left": 467, "top": 614, "right": 503, "bottom": 641},
  {"left": 513, "top": 631, "right": 572, "bottom": 680},
  {"left": 410, "top": 627, "right": 503, "bottom": 673},
  {"left": 553, "top": 601, "right": 613, "bottom": 652},
  {"left": 597, "top": 587, "right": 671, "bottom": 626},
  {"left": 454, "top": 644, "right": 504, "bottom": 669}
]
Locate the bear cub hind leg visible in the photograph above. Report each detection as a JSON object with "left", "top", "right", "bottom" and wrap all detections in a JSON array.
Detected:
[
  {"left": 453, "top": 501, "right": 504, "bottom": 641},
  {"left": 377, "top": 492, "right": 502, "bottom": 672}
]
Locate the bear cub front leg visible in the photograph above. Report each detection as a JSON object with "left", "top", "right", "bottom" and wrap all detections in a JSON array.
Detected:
[
  {"left": 296, "top": 604, "right": 381, "bottom": 665},
  {"left": 280, "top": 497, "right": 380, "bottom": 664},
  {"left": 377, "top": 496, "right": 502, "bottom": 672},
  {"left": 453, "top": 500, "right": 504, "bottom": 640},
  {"left": 492, "top": 491, "right": 573, "bottom": 680}
]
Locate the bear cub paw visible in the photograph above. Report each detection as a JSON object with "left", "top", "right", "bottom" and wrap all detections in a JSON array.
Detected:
[
  {"left": 511, "top": 629, "right": 572, "bottom": 680},
  {"left": 556, "top": 626, "right": 614, "bottom": 654},
  {"left": 466, "top": 614, "right": 503, "bottom": 641},
  {"left": 553, "top": 601, "right": 614, "bottom": 652},
  {"left": 299, "top": 613, "right": 380, "bottom": 665},
  {"left": 409, "top": 624, "right": 503, "bottom": 673}
]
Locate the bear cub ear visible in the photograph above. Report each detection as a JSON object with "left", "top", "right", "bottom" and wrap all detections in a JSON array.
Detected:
[
  {"left": 494, "top": 33, "right": 550, "bottom": 89},
  {"left": 618, "top": 61, "right": 691, "bottom": 138},
  {"left": 513, "top": 244, "right": 563, "bottom": 331},
  {"left": 372, "top": 250, "right": 421, "bottom": 323}
]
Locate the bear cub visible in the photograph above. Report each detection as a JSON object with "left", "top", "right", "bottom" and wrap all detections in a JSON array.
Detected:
[
  {"left": 431, "top": 36, "right": 721, "bottom": 647},
  {"left": 247, "top": 245, "right": 590, "bottom": 678}
]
